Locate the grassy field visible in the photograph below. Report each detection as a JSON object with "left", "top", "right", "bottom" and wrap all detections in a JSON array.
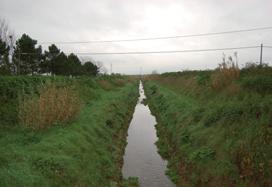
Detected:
[
  {"left": 144, "top": 67, "right": 272, "bottom": 187},
  {"left": 0, "top": 76, "right": 138, "bottom": 187}
]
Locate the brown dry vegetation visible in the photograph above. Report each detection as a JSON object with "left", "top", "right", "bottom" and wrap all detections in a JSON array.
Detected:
[
  {"left": 146, "top": 61, "right": 241, "bottom": 97},
  {"left": 211, "top": 61, "right": 240, "bottom": 90},
  {"left": 98, "top": 79, "right": 114, "bottom": 90},
  {"left": 18, "top": 83, "right": 81, "bottom": 129}
]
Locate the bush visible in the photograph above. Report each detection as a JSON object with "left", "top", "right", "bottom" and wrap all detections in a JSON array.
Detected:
[{"left": 18, "top": 83, "right": 81, "bottom": 129}]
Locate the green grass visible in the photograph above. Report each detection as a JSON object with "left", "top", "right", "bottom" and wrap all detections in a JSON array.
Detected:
[
  {"left": 144, "top": 69, "right": 272, "bottom": 187},
  {"left": 0, "top": 76, "right": 138, "bottom": 186}
]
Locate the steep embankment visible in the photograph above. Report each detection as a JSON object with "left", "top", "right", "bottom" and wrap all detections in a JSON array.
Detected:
[
  {"left": 0, "top": 76, "right": 138, "bottom": 187},
  {"left": 144, "top": 69, "right": 272, "bottom": 187}
]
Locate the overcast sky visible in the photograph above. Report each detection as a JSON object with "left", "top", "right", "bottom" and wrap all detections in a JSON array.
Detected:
[{"left": 1, "top": 0, "right": 272, "bottom": 74}]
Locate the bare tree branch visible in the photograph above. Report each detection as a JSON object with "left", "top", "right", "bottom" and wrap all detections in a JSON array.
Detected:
[{"left": 0, "top": 18, "right": 16, "bottom": 48}]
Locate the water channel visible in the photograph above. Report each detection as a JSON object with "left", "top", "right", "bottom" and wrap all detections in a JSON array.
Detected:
[{"left": 122, "top": 81, "right": 175, "bottom": 187}]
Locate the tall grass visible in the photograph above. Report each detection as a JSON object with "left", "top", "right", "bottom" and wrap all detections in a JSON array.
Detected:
[
  {"left": 18, "top": 83, "right": 81, "bottom": 129},
  {"left": 211, "top": 61, "right": 240, "bottom": 90},
  {"left": 144, "top": 67, "right": 272, "bottom": 186}
]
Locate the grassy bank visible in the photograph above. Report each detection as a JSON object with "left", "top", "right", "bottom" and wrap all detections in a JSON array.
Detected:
[
  {"left": 144, "top": 68, "right": 272, "bottom": 187},
  {"left": 0, "top": 76, "right": 138, "bottom": 186}
]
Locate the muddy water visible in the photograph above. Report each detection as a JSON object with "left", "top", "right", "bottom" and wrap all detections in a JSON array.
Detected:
[{"left": 122, "top": 81, "right": 175, "bottom": 187}]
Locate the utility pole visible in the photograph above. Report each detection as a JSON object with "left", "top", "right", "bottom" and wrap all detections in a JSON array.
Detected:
[
  {"left": 260, "top": 43, "right": 263, "bottom": 66},
  {"left": 139, "top": 67, "right": 142, "bottom": 80},
  {"left": 110, "top": 63, "right": 112, "bottom": 75}
]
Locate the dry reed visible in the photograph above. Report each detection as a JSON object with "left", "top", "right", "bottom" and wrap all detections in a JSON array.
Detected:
[
  {"left": 211, "top": 61, "right": 240, "bottom": 90},
  {"left": 19, "top": 83, "right": 81, "bottom": 129}
]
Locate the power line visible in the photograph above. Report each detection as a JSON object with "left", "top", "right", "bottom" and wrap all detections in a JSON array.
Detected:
[
  {"left": 264, "top": 45, "right": 272, "bottom": 48},
  {"left": 39, "top": 26, "right": 272, "bottom": 44},
  {"left": 18, "top": 45, "right": 262, "bottom": 56},
  {"left": 74, "top": 45, "right": 259, "bottom": 56}
]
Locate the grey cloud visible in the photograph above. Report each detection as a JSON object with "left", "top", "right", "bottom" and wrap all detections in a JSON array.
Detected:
[{"left": 0, "top": 0, "right": 271, "bottom": 74}]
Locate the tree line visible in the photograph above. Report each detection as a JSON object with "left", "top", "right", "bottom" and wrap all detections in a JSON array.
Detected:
[{"left": 0, "top": 19, "right": 99, "bottom": 76}]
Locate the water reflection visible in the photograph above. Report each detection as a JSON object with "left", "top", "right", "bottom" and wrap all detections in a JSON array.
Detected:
[{"left": 122, "top": 81, "right": 175, "bottom": 187}]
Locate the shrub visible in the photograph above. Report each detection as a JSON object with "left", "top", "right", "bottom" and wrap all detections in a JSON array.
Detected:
[{"left": 18, "top": 82, "right": 81, "bottom": 129}]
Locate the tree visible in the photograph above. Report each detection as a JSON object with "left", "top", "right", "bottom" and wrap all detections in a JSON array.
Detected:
[
  {"left": 13, "top": 34, "right": 42, "bottom": 75},
  {"left": 0, "top": 18, "right": 103, "bottom": 77},
  {"left": 42, "top": 46, "right": 95, "bottom": 76},
  {"left": 41, "top": 44, "right": 60, "bottom": 74},
  {"left": 83, "top": 61, "right": 98, "bottom": 76},
  {"left": 52, "top": 52, "right": 68, "bottom": 75},
  {"left": 67, "top": 53, "right": 82, "bottom": 76},
  {"left": 0, "top": 18, "right": 13, "bottom": 44},
  {"left": 0, "top": 18, "right": 15, "bottom": 75},
  {"left": 96, "top": 61, "right": 107, "bottom": 74},
  {"left": 0, "top": 39, "right": 10, "bottom": 74}
]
